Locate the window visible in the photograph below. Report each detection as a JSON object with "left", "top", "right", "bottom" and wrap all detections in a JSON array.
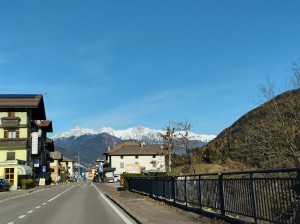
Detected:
[
  {"left": 152, "top": 155, "right": 156, "bottom": 158},
  {"left": 120, "top": 162, "right": 124, "bottom": 168},
  {"left": 4, "top": 130, "right": 19, "bottom": 138},
  {"left": 135, "top": 155, "right": 139, "bottom": 159},
  {"left": 120, "top": 155, "right": 123, "bottom": 159},
  {"left": 8, "top": 131, "right": 16, "bottom": 138},
  {"left": 5, "top": 168, "right": 14, "bottom": 185},
  {"left": 7, "top": 152, "right": 15, "bottom": 160}
]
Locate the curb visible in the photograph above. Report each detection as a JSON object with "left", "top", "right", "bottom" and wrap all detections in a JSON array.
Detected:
[{"left": 104, "top": 193, "right": 143, "bottom": 224}]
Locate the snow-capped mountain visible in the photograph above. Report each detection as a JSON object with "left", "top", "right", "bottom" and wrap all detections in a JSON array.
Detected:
[
  {"left": 52, "top": 126, "right": 216, "bottom": 165},
  {"left": 52, "top": 126, "right": 216, "bottom": 143}
]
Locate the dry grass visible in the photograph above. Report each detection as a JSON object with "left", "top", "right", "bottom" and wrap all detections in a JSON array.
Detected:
[{"left": 172, "top": 163, "right": 232, "bottom": 175}]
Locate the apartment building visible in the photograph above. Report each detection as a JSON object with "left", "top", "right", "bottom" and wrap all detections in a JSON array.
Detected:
[
  {"left": 0, "top": 94, "right": 53, "bottom": 190},
  {"left": 104, "top": 142, "right": 166, "bottom": 175}
]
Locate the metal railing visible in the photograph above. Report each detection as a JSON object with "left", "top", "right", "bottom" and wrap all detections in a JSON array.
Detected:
[{"left": 129, "top": 168, "right": 300, "bottom": 224}]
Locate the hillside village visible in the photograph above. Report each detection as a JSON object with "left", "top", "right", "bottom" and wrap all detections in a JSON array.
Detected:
[
  {"left": 0, "top": 94, "right": 169, "bottom": 190},
  {"left": 1, "top": 86, "right": 300, "bottom": 190}
]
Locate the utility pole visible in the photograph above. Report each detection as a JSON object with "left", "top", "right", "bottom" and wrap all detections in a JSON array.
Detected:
[{"left": 77, "top": 153, "right": 80, "bottom": 179}]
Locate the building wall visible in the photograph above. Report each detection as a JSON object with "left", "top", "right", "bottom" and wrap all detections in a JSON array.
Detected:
[
  {"left": 0, "top": 149, "right": 27, "bottom": 163},
  {"left": 67, "top": 162, "right": 74, "bottom": 177},
  {"left": 50, "top": 160, "right": 60, "bottom": 182},
  {"left": 0, "top": 111, "right": 30, "bottom": 190},
  {"left": 0, "top": 112, "right": 28, "bottom": 138},
  {"left": 111, "top": 155, "right": 165, "bottom": 174}
]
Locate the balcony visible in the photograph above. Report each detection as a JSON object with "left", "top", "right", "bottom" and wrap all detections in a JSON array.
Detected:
[
  {"left": 0, "top": 138, "right": 27, "bottom": 147},
  {"left": 1, "top": 117, "right": 21, "bottom": 128}
]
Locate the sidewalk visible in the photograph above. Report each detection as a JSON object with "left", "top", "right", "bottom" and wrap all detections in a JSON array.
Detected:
[{"left": 95, "top": 183, "right": 214, "bottom": 224}]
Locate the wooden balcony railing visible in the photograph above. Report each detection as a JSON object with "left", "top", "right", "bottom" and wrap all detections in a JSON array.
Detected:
[{"left": 1, "top": 117, "right": 21, "bottom": 128}]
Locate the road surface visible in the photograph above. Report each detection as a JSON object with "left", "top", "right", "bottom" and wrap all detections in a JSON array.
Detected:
[{"left": 0, "top": 182, "right": 136, "bottom": 224}]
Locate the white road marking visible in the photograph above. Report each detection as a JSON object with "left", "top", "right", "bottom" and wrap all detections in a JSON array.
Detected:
[
  {"left": 92, "top": 183, "right": 133, "bottom": 224},
  {"left": 4, "top": 186, "right": 75, "bottom": 224},
  {"left": 48, "top": 186, "right": 73, "bottom": 202},
  {"left": 0, "top": 185, "right": 61, "bottom": 204}
]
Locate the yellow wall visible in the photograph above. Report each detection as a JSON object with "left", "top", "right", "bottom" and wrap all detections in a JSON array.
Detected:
[
  {"left": 0, "top": 111, "right": 30, "bottom": 190},
  {"left": 0, "top": 112, "right": 28, "bottom": 138},
  {"left": 0, "top": 149, "right": 27, "bottom": 162},
  {"left": 16, "top": 112, "right": 27, "bottom": 125},
  {"left": 0, "top": 112, "right": 6, "bottom": 119}
]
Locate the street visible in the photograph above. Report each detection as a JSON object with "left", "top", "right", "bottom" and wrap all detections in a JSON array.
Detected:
[{"left": 0, "top": 182, "right": 136, "bottom": 224}]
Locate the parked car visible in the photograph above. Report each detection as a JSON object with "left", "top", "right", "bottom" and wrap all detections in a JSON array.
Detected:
[
  {"left": 0, "top": 178, "right": 10, "bottom": 191},
  {"left": 106, "top": 176, "right": 114, "bottom": 183},
  {"left": 114, "top": 175, "right": 120, "bottom": 182}
]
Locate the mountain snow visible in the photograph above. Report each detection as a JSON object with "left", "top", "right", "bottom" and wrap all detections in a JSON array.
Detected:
[{"left": 52, "top": 126, "right": 216, "bottom": 143}]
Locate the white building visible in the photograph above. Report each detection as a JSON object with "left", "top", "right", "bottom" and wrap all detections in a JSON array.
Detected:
[{"left": 104, "top": 142, "right": 166, "bottom": 175}]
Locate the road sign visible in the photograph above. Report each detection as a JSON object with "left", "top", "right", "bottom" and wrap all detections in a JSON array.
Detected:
[{"left": 98, "top": 165, "right": 103, "bottom": 172}]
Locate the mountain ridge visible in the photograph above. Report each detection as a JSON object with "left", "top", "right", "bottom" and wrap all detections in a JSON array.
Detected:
[
  {"left": 53, "top": 126, "right": 216, "bottom": 165},
  {"left": 52, "top": 126, "right": 216, "bottom": 143}
]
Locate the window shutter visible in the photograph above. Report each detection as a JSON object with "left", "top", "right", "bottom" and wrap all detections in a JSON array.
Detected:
[
  {"left": 8, "top": 112, "right": 15, "bottom": 117},
  {"left": 4, "top": 130, "right": 8, "bottom": 138},
  {"left": 16, "top": 130, "right": 19, "bottom": 138}
]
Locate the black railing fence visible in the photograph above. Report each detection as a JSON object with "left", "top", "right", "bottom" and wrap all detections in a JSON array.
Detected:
[{"left": 129, "top": 168, "right": 300, "bottom": 224}]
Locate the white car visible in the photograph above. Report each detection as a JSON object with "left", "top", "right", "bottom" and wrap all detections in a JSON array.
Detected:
[{"left": 114, "top": 175, "right": 120, "bottom": 182}]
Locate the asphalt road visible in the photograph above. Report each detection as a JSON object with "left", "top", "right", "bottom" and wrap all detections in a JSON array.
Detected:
[{"left": 0, "top": 182, "right": 136, "bottom": 224}]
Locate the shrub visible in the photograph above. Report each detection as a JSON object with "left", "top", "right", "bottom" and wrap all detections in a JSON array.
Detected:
[
  {"left": 21, "top": 179, "right": 27, "bottom": 185},
  {"left": 27, "top": 179, "right": 33, "bottom": 184},
  {"left": 122, "top": 172, "right": 168, "bottom": 190}
]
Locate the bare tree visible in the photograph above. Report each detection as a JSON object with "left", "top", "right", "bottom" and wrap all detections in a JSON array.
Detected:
[
  {"left": 160, "top": 121, "right": 176, "bottom": 172},
  {"left": 236, "top": 63, "right": 300, "bottom": 168},
  {"left": 176, "top": 121, "right": 196, "bottom": 173},
  {"left": 160, "top": 120, "right": 196, "bottom": 173}
]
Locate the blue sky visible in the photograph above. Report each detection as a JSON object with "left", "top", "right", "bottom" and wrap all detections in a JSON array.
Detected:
[{"left": 1, "top": 1, "right": 300, "bottom": 137}]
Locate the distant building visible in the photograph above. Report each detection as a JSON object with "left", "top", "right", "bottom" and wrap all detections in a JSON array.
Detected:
[
  {"left": 50, "top": 151, "right": 63, "bottom": 182},
  {"left": 60, "top": 157, "right": 75, "bottom": 180},
  {"left": 104, "top": 142, "right": 166, "bottom": 175}
]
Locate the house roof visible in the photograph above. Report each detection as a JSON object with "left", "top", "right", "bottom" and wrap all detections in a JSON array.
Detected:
[
  {"left": 50, "top": 151, "right": 62, "bottom": 160},
  {"left": 0, "top": 94, "right": 46, "bottom": 120},
  {"left": 103, "top": 141, "right": 139, "bottom": 155},
  {"left": 35, "top": 120, "right": 53, "bottom": 132},
  {"left": 62, "top": 156, "right": 74, "bottom": 162},
  {"left": 107, "top": 143, "right": 164, "bottom": 156}
]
